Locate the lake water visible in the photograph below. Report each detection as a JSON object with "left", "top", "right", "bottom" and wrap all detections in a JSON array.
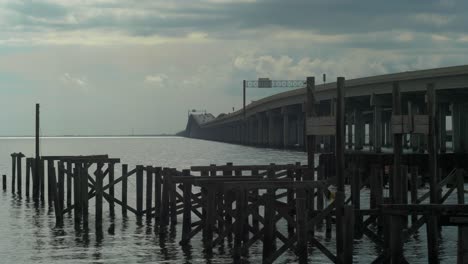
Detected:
[{"left": 0, "top": 137, "right": 463, "bottom": 263}]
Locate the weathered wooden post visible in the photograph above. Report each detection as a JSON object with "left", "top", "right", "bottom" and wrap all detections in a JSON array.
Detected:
[
  {"left": 154, "top": 167, "right": 162, "bottom": 220},
  {"left": 169, "top": 168, "right": 177, "bottom": 225},
  {"left": 47, "top": 160, "right": 53, "bottom": 205},
  {"left": 108, "top": 162, "right": 115, "bottom": 218},
  {"left": 263, "top": 187, "right": 276, "bottom": 261},
  {"left": 401, "top": 165, "right": 409, "bottom": 227},
  {"left": 136, "top": 165, "right": 144, "bottom": 224},
  {"left": 251, "top": 168, "right": 260, "bottom": 232},
  {"left": 343, "top": 205, "right": 355, "bottom": 263},
  {"left": 121, "top": 164, "right": 128, "bottom": 217},
  {"left": 203, "top": 183, "right": 216, "bottom": 250},
  {"left": 34, "top": 103, "right": 40, "bottom": 201},
  {"left": 160, "top": 168, "right": 170, "bottom": 228},
  {"left": 2, "top": 175, "right": 6, "bottom": 191},
  {"left": 351, "top": 162, "right": 362, "bottom": 238},
  {"left": 456, "top": 169, "right": 467, "bottom": 263},
  {"left": 49, "top": 163, "right": 63, "bottom": 227},
  {"left": 287, "top": 167, "right": 295, "bottom": 233},
  {"left": 81, "top": 163, "right": 89, "bottom": 230},
  {"left": 73, "top": 163, "right": 82, "bottom": 229},
  {"left": 146, "top": 166, "right": 153, "bottom": 222},
  {"left": 40, "top": 158, "right": 45, "bottom": 202},
  {"left": 410, "top": 166, "right": 419, "bottom": 224},
  {"left": 17, "top": 153, "right": 24, "bottom": 195},
  {"left": 335, "top": 77, "right": 346, "bottom": 262},
  {"left": 224, "top": 163, "right": 233, "bottom": 239},
  {"left": 233, "top": 188, "right": 246, "bottom": 261},
  {"left": 57, "top": 161, "right": 65, "bottom": 218},
  {"left": 66, "top": 161, "right": 72, "bottom": 210},
  {"left": 296, "top": 188, "right": 308, "bottom": 264},
  {"left": 181, "top": 169, "right": 192, "bottom": 245},
  {"left": 316, "top": 163, "right": 325, "bottom": 228},
  {"left": 26, "top": 158, "right": 31, "bottom": 197},
  {"left": 390, "top": 81, "right": 405, "bottom": 263},
  {"left": 370, "top": 164, "right": 384, "bottom": 232},
  {"left": 305, "top": 76, "right": 317, "bottom": 239},
  {"left": 95, "top": 162, "right": 104, "bottom": 235},
  {"left": 11, "top": 153, "right": 16, "bottom": 194},
  {"left": 427, "top": 83, "right": 440, "bottom": 264}
]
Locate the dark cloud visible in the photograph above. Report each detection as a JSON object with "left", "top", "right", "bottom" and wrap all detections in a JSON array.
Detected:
[{"left": 3, "top": 0, "right": 468, "bottom": 38}]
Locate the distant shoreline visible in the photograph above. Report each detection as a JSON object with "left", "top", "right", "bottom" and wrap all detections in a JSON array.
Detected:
[{"left": 0, "top": 134, "right": 180, "bottom": 138}]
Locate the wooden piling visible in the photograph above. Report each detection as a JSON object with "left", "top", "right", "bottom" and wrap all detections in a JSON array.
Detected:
[
  {"left": 427, "top": 83, "right": 439, "bottom": 264},
  {"left": 370, "top": 164, "right": 384, "bottom": 231},
  {"left": 108, "top": 163, "right": 115, "bottom": 218},
  {"left": 66, "top": 161, "right": 72, "bottom": 210},
  {"left": 48, "top": 160, "right": 53, "bottom": 205},
  {"left": 11, "top": 154, "right": 16, "bottom": 194},
  {"left": 343, "top": 205, "right": 355, "bottom": 263},
  {"left": 160, "top": 168, "right": 170, "bottom": 227},
  {"left": 81, "top": 163, "right": 89, "bottom": 230},
  {"left": 401, "top": 165, "right": 409, "bottom": 227},
  {"left": 95, "top": 163, "right": 104, "bottom": 234},
  {"left": 390, "top": 81, "right": 405, "bottom": 263},
  {"left": 286, "top": 167, "right": 295, "bottom": 233},
  {"left": 121, "top": 164, "right": 128, "bottom": 217},
  {"left": 181, "top": 169, "right": 192, "bottom": 244},
  {"left": 251, "top": 169, "right": 260, "bottom": 232},
  {"left": 17, "top": 154, "right": 23, "bottom": 195},
  {"left": 49, "top": 164, "right": 63, "bottom": 227},
  {"left": 203, "top": 184, "right": 216, "bottom": 250},
  {"left": 154, "top": 167, "right": 162, "bottom": 220},
  {"left": 335, "top": 77, "right": 346, "bottom": 262},
  {"left": 136, "top": 165, "right": 144, "bottom": 224},
  {"left": 456, "top": 169, "right": 467, "bottom": 263},
  {"left": 351, "top": 163, "right": 362, "bottom": 238},
  {"left": 26, "top": 158, "right": 31, "bottom": 196},
  {"left": 233, "top": 188, "right": 246, "bottom": 261},
  {"left": 316, "top": 163, "right": 325, "bottom": 228},
  {"left": 223, "top": 163, "right": 233, "bottom": 240},
  {"left": 263, "top": 187, "right": 276, "bottom": 261},
  {"left": 169, "top": 168, "right": 177, "bottom": 225},
  {"left": 296, "top": 188, "right": 308, "bottom": 264},
  {"left": 2, "top": 175, "right": 5, "bottom": 191},
  {"left": 73, "top": 163, "right": 81, "bottom": 229},
  {"left": 410, "top": 166, "right": 418, "bottom": 224},
  {"left": 146, "top": 166, "right": 153, "bottom": 222},
  {"left": 34, "top": 104, "right": 40, "bottom": 201},
  {"left": 40, "top": 158, "right": 45, "bottom": 202},
  {"left": 58, "top": 161, "right": 65, "bottom": 217}
]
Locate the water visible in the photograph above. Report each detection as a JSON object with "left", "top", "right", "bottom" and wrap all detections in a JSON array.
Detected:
[{"left": 0, "top": 137, "right": 464, "bottom": 263}]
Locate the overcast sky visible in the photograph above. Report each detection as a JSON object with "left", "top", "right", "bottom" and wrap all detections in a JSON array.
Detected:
[{"left": 0, "top": 0, "right": 467, "bottom": 135}]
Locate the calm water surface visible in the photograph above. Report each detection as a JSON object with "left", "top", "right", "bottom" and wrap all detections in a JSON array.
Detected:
[{"left": 0, "top": 137, "right": 464, "bottom": 263}]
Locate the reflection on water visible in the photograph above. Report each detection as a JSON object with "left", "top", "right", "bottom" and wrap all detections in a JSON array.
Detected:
[{"left": 0, "top": 137, "right": 464, "bottom": 263}]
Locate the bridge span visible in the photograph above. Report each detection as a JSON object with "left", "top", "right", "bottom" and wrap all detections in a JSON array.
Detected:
[{"left": 185, "top": 65, "right": 468, "bottom": 153}]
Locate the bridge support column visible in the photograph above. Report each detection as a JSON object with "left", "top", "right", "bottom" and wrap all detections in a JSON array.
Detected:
[
  {"left": 452, "top": 102, "right": 468, "bottom": 153},
  {"left": 347, "top": 113, "right": 353, "bottom": 149},
  {"left": 282, "top": 107, "right": 290, "bottom": 148},
  {"left": 267, "top": 112, "right": 275, "bottom": 147},
  {"left": 438, "top": 104, "right": 448, "bottom": 153},
  {"left": 354, "top": 110, "right": 365, "bottom": 150}
]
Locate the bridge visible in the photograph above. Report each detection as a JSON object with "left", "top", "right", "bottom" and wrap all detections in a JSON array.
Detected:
[{"left": 185, "top": 65, "right": 468, "bottom": 153}]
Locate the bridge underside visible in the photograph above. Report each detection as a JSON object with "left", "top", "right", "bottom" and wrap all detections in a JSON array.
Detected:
[
  {"left": 185, "top": 66, "right": 468, "bottom": 154},
  {"left": 187, "top": 88, "right": 468, "bottom": 154}
]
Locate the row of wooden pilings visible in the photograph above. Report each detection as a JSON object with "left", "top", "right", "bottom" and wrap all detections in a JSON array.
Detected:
[{"left": 6, "top": 151, "right": 468, "bottom": 263}]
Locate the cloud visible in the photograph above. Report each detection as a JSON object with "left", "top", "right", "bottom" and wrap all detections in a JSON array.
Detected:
[
  {"left": 144, "top": 73, "right": 168, "bottom": 88},
  {"left": 60, "top": 72, "right": 89, "bottom": 90}
]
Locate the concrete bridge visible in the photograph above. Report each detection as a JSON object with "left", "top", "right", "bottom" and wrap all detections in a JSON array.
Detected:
[{"left": 185, "top": 65, "right": 468, "bottom": 153}]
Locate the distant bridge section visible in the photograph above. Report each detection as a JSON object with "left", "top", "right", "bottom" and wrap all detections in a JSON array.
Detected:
[{"left": 185, "top": 65, "right": 468, "bottom": 153}]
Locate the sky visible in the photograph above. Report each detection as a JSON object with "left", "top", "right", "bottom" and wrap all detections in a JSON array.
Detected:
[{"left": 0, "top": 0, "right": 467, "bottom": 136}]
